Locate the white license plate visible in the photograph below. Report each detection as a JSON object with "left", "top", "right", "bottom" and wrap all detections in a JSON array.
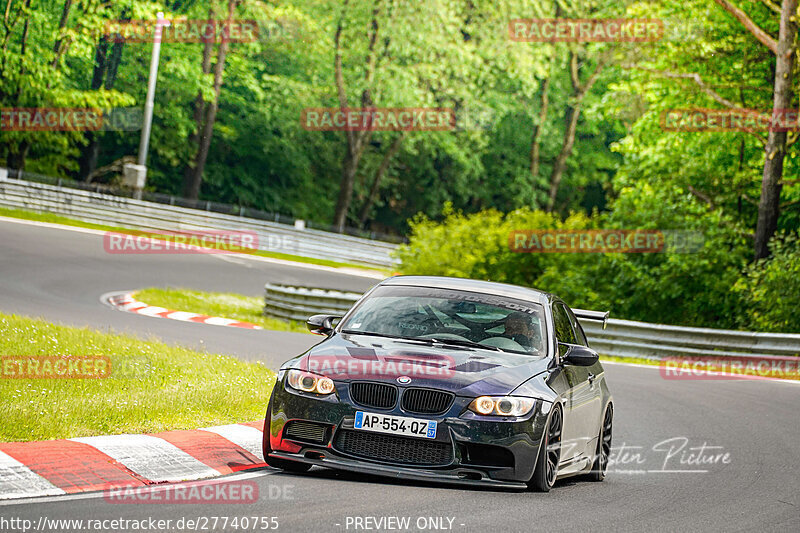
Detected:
[{"left": 353, "top": 411, "right": 437, "bottom": 439}]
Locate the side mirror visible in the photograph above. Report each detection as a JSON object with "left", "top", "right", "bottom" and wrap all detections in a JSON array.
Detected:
[
  {"left": 561, "top": 344, "right": 599, "bottom": 367},
  {"left": 306, "top": 314, "right": 341, "bottom": 336}
]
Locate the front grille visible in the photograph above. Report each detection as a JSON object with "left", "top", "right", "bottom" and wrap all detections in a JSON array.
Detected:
[
  {"left": 334, "top": 430, "right": 453, "bottom": 466},
  {"left": 284, "top": 421, "right": 329, "bottom": 444},
  {"left": 401, "top": 388, "right": 454, "bottom": 415},
  {"left": 350, "top": 382, "right": 397, "bottom": 409}
]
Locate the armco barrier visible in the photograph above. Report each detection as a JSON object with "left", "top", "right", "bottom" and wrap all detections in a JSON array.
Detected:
[
  {"left": 264, "top": 283, "right": 800, "bottom": 360},
  {"left": 264, "top": 283, "right": 361, "bottom": 322},
  {"left": 0, "top": 177, "right": 397, "bottom": 268}
]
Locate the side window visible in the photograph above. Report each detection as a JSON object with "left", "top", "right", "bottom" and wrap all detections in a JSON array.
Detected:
[
  {"left": 552, "top": 303, "right": 576, "bottom": 345},
  {"left": 565, "top": 305, "right": 588, "bottom": 346}
]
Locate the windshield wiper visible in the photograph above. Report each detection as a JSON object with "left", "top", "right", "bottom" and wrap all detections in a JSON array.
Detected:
[
  {"left": 340, "top": 330, "right": 433, "bottom": 344},
  {"left": 423, "top": 337, "right": 501, "bottom": 352},
  {"left": 340, "top": 330, "right": 503, "bottom": 352}
]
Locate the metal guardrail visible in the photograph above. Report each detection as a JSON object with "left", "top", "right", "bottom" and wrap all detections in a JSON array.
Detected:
[
  {"left": 264, "top": 283, "right": 800, "bottom": 360},
  {"left": 264, "top": 283, "right": 361, "bottom": 322},
  {"left": 0, "top": 177, "right": 398, "bottom": 268}
]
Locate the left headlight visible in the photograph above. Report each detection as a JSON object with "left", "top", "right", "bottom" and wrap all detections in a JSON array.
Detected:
[
  {"left": 468, "top": 396, "right": 535, "bottom": 417},
  {"left": 287, "top": 369, "right": 335, "bottom": 395}
]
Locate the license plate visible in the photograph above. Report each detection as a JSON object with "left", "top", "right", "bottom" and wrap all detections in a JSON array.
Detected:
[{"left": 353, "top": 411, "right": 437, "bottom": 439}]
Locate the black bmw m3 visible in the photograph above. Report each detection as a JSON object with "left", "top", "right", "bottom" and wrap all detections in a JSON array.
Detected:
[{"left": 262, "top": 276, "right": 613, "bottom": 491}]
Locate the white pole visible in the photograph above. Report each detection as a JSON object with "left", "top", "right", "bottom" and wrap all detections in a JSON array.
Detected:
[{"left": 134, "top": 12, "right": 168, "bottom": 199}]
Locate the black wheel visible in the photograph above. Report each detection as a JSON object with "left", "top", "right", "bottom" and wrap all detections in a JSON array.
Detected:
[
  {"left": 529, "top": 405, "right": 562, "bottom": 492},
  {"left": 262, "top": 391, "right": 312, "bottom": 473},
  {"left": 588, "top": 404, "right": 612, "bottom": 481}
]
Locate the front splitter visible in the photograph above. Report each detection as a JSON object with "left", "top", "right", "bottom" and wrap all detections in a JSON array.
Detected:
[{"left": 269, "top": 451, "right": 528, "bottom": 490}]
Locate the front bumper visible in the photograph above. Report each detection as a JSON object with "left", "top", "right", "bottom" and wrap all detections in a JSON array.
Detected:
[{"left": 266, "top": 377, "right": 549, "bottom": 488}]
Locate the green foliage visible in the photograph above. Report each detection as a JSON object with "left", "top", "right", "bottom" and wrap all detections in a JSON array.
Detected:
[
  {"left": 734, "top": 234, "right": 800, "bottom": 332},
  {"left": 2, "top": 0, "right": 798, "bottom": 330},
  {"left": 396, "top": 190, "right": 767, "bottom": 330},
  {"left": 0, "top": 0, "right": 624, "bottom": 233}
]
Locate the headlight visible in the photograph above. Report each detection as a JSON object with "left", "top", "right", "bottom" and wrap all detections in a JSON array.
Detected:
[
  {"left": 468, "top": 396, "right": 535, "bottom": 417},
  {"left": 287, "top": 369, "right": 335, "bottom": 395}
]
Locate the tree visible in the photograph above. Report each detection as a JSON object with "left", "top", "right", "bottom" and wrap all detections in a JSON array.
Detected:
[
  {"left": 711, "top": 0, "right": 797, "bottom": 260},
  {"left": 183, "top": 0, "right": 241, "bottom": 200}
]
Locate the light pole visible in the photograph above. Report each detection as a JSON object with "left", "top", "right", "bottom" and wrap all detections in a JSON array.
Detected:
[{"left": 125, "top": 12, "right": 169, "bottom": 200}]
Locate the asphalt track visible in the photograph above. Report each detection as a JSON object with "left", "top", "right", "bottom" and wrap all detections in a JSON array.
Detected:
[{"left": 1, "top": 218, "right": 799, "bottom": 532}]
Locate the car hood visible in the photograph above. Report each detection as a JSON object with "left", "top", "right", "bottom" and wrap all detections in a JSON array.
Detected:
[{"left": 292, "top": 332, "right": 551, "bottom": 397}]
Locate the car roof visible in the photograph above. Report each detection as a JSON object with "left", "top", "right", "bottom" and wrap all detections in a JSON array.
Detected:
[{"left": 379, "top": 275, "right": 552, "bottom": 305}]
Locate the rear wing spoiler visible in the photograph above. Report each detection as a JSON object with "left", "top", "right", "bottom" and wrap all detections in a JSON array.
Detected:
[{"left": 573, "top": 309, "right": 610, "bottom": 330}]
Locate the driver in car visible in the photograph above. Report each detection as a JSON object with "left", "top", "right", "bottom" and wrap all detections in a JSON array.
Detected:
[{"left": 504, "top": 312, "right": 541, "bottom": 352}]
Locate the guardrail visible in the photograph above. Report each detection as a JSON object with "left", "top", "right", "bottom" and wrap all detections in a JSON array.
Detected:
[
  {"left": 264, "top": 283, "right": 800, "bottom": 360},
  {"left": 0, "top": 176, "right": 398, "bottom": 268},
  {"left": 264, "top": 283, "right": 362, "bottom": 322}
]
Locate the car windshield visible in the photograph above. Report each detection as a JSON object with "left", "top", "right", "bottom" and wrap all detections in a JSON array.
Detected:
[{"left": 339, "top": 285, "right": 546, "bottom": 356}]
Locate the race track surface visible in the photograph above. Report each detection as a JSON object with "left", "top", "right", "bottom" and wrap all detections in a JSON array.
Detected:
[{"left": 1, "top": 218, "right": 798, "bottom": 532}]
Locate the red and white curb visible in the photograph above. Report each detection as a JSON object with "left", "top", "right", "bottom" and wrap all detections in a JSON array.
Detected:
[
  {"left": 0, "top": 422, "right": 266, "bottom": 500},
  {"left": 105, "top": 292, "right": 262, "bottom": 330}
]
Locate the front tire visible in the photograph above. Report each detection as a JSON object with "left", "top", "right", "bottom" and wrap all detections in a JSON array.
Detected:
[
  {"left": 528, "top": 405, "right": 562, "bottom": 492},
  {"left": 587, "top": 404, "right": 613, "bottom": 481},
  {"left": 262, "top": 390, "right": 312, "bottom": 473}
]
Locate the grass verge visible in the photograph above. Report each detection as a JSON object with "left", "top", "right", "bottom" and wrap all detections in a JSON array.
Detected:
[
  {"left": 0, "top": 313, "right": 275, "bottom": 441},
  {"left": 134, "top": 287, "right": 310, "bottom": 334},
  {"left": 0, "top": 206, "right": 393, "bottom": 274},
  {"left": 600, "top": 354, "right": 660, "bottom": 367},
  {"left": 599, "top": 354, "right": 799, "bottom": 381}
]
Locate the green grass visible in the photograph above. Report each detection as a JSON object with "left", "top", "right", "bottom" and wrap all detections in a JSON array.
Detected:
[
  {"left": 0, "top": 313, "right": 276, "bottom": 441},
  {"left": 134, "top": 287, "right": 310, "bottom": 334},
  {"left": 0, "top": 206, "right": 393, "bottom": 274},
  {"left": 0, "top": 206, "right": 125, "bottom": 233},
  {"left": 599, "top": 354, "right": 660, "bottom": 367},
  {"left": 599, "top": 354, "right": 799, "bottom": 381}
]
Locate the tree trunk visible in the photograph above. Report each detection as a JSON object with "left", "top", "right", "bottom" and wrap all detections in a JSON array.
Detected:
[
  {"left": 358, "top": 133, "right": 404, "bottom": 226},
  {"left": 79, "top": 35, "right": 125, "bottom": 180},
  {"left": 546, "top": 104, "right": 580, "bottom": 211},
  {"left": 531, "top": 4, "right": 560, "bottom": 184},
  {"left": 89, "top": 37, "right": 108, "bottom": 90},
  {"left": 183, "top": 6, "right": 215, "bottom": 198},
  {"left": 7, "top": 142, "right": 30, "bottom": 171},
  {"left": 51, "top": 0, "right": 73, "bottom": 68},
  {"left": 79, "top": 38, "right": 109, "bottom": 180},
  {"left": 332, "top": 1, "right": 381, "bottom": 232},
  {"left": 530, "top": 74, "right": 551, "bottom": 181},
  {"left": 754, "top": 0, "right": 797, "bottom": 260},
  {"left": 104, "top": 40, "right": 124, "bottom": 89},
  {"left": 545, "top": 51, "right": 603, "bottom": 212},
  {"left": 334, "top": 152, "right": 360, "bottom": 232},
  {"left": 183, "top": 2, "right": 234, "bottom": 200}
]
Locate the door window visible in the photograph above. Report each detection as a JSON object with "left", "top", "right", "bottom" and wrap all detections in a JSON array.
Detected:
[{"left": 552, "top": 303, "right": 577, "bottom": 345}]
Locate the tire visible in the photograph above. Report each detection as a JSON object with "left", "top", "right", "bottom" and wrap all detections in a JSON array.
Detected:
[
  {"left": 528, "top": 405, "right": 562, "bottom": 492},
  {"left": 587, "top": 404, "right": 613, "bottom": 481},
  {"left": 262, "top": 390, "right": 312, "bottom": 473}
]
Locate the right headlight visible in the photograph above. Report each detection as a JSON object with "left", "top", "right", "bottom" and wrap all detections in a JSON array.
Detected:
[
  {"left": 286, "top": 369, "right": 335, "bottom": 395},
  {"left": 468, "top": 396, "right": 535, "bottom": 417}
]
